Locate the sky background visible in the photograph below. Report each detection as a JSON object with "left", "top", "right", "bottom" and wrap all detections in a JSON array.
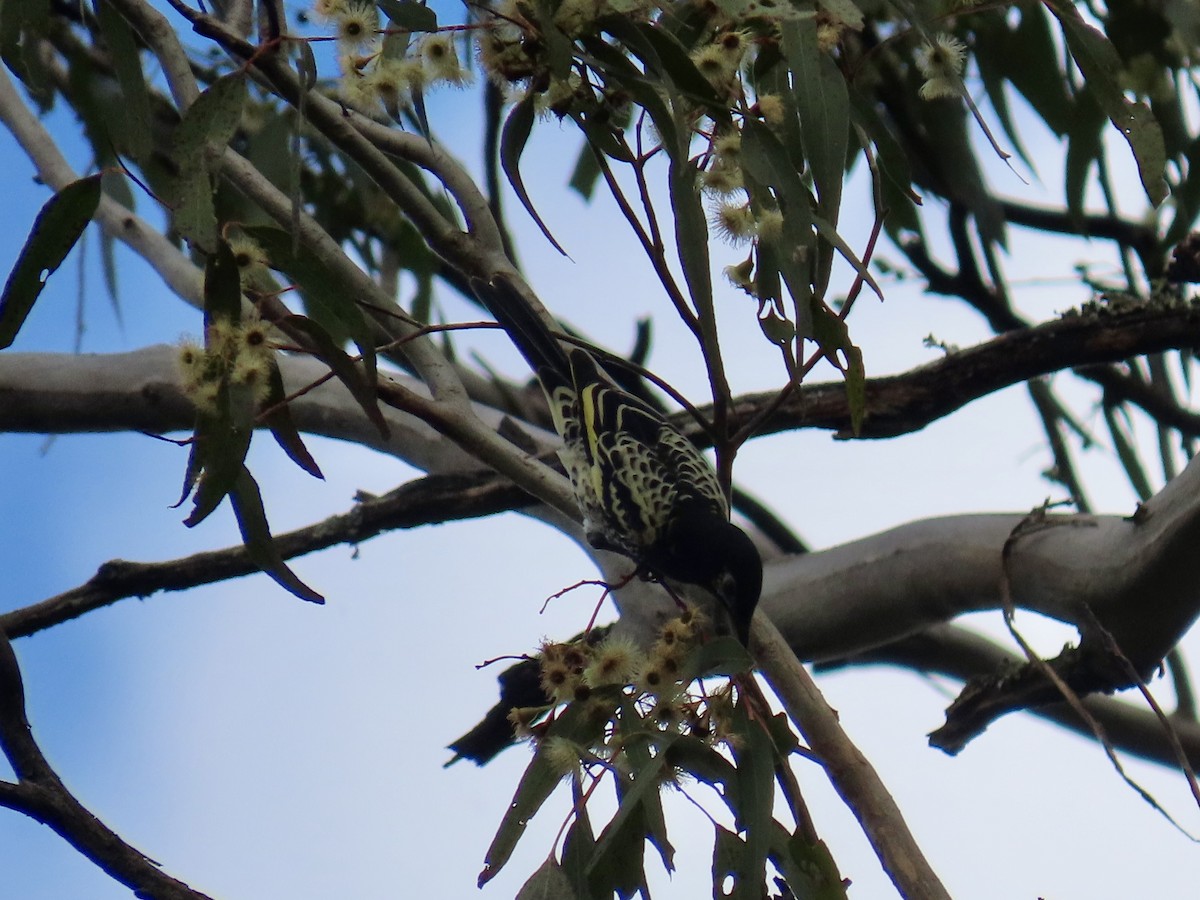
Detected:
[{"left": 1, "top": 3, "right": 1198, "bottom": 898}]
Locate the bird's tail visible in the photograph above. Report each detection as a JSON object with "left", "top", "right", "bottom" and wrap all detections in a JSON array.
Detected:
[{"left": 471, "top": 275, "right": 571, "bottom": 379}]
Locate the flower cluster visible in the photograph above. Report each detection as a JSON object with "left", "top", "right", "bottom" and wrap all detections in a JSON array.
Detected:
[
  {"left": 177, "top": 315, "right": 275, "bottom": 415},
  {"left": 313, "top": 0, "right": 470, "bottom": 116},
  {"left": 510, "top": 607, "right": 744, "bottom": 778}
]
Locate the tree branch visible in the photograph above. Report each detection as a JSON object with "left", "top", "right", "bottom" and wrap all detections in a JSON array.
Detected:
[
  {"left": 819, "top": 624, "right": 1200, "bottom": 767},
  {"left": 0, "top": 632, "right": 215, "bottom": 899},
  {"left": 0, "top": 469, "right": 531, "bottom": 638},
  {"left": 751, "top": 616, "right": 952, "bottom": 899},
  {"left": 726, "top": 301, "right": 1200, "bottom": 440}
]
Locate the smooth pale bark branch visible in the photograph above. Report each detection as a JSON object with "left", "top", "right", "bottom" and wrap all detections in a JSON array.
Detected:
[
  {"left": 5, "top": 345, "right": 1200, "bottom": 669},
  {"left": 8, "top": 298, "right": 1200, "bottom": 449}
]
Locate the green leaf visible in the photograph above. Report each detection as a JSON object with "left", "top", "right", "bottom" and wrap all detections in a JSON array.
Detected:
[
  {"left": 1103, "top": 402, "right": 1154, "bottom": 502},
  {"left": 627, "top": 20, "right": 723, "bottom": 111},
  {"left": 283, "top": 314, "right": 389, "bottom": 438},
  {"left": 579, "top": 34, "right": 674, "bottom": 157},
  {"left": 0, "top": 0, "right": 51, "bottom": 90},
  {"left": 683, "top": 635, "right": 752, "bottom": 679},
  {"left": 845, "top": 86, "right": 921, "bottom": 238},
  {"left": 183, "top": 411, "right": 253, "bottom": 527},
  {"left": 242, "top": 225, "right": 386, "bottom": 432},
  {"left": 810, "top": 209, "right": 881, "bottom": 299},
  {"left": 229, "top": 466, "right": 324, "bottom": 603},
  {"left": 817, "top": 0, "right": 861, "bottom": 30},
  {"left": 739, "top": 119, "right": 816, "bottom": 332},
  {"left": 182, "top": 241, "right": 253, "bottom": 526},
  {"left": 0, "top": 174, "right": 101, "bottom": 349},
  {"left": 768, "top": 821, "right": 849, "bottom": 900},
  {"left": 173, "top": 73, "right": 248, "bottom": 252},
  {"left": 531, "top": 0, "right": 574, "bottom": 80},
  {"left": 729, "top": 702, "right": 773, "bottom": 897},
  {"left": 1052, "top": 4, "right": 1167, "bottom": 206},
  {"left": 1064, "top": 86, "right": 1105, "bottom": 223},
  {"left": 94, "top": 0, "right": 153, "bottom": 162},
  {"left": 1005, "top": 4, "right": 1074, "bottom": 137},
  {"left": 782, "top": 20, "right": 848, "bottom": 224},
  {"left": 262, "top": 359, "right": 324, "bottom": 479},
  {"left": 568, "top": 143, "right": 602, "bottom": 201},
  {"left": 516, "top": 856, "right": 578, "bottom": 900},
  {"left": 713, "top": 826, "right": 745, "bottom": 896},
  {"left": 759, "top": 306, "right": 796, "bottom": 345},
  {"left": 711, "top": 0, "right": 815, "bottom": 22},
  {"left": 668, "top": 159, "right": 712, "bottom": 318},
  {"left": 612, "top": 700, "right": 674, "bottom": 874},
  {"left": 663, "top": 734, "right": 738, "bottom": 794},
  {"left": 480, "top": 703, "right": 605, "bottom": 887},
  {"left": 203, "top": 235, "right": 243, "bottom": 327},
  {"left": 98, "top": 171, "right": 135, "bottom": 320},
  {"left": 843, "top": 343, "right": 865, "bottom": 437},
  {"left": 1165, "top": 135, "right": 1200, "bottom": 245},
  {"left": 561, "top": 779, "right": 598, "bottom": 900},
  {"left": 374, "top": 0, "right": 437, "bottom": 32},
  {"left": 971, "top": 17, "right": 1034, "bottom": 172},
  {"left": 501, "top": 94, "right": 568, "bottom": 256}
]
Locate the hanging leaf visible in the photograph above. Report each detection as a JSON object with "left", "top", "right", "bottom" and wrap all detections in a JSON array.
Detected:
[
  {"left": 229, "top": 466, "right": 324, "bottom": 603},
  {"left": 712, "top": 827, "right": 751, "bottom": 899},
  {"left": 480, "top": 699, "right": 609, "bottom": 887},
  {"left": 94, "top": 0, "right": 153, "bottom": 162},
  {"left": 0, "top": 0, "right": 51, "bottom": 92},
  {"left": 560, "top": 779, "right": 598, "bottom": 899},
  {"left": 172, "top": 73, "right": 248, "bottom": 252},
  {"left": 243, "top": 224, "right": 385, "bottom": 428},
  {"left": 1005, "top": 4, "right": 1074, "bottom": 137},
  {"left": 283, "top": 314, "right": 390, "bottom": 438},
  {"left": 182, "top": 240, "right": 253, "bottom": 526},
  {"left": 768, "top": 821, "right": 849, "bottom": 900},
  {"left": 782, "top": 20, "right": 848, "bottom": 222},
  {"left": 262, "top": 359, "right": 324, "bottom": 479},
  {"left": 1064, "top": 86, "right": 1105, "bottom": 224},
  {"left": 516, "top": 856, "right": 578, "bottom": 900},
  {"left": 501, "top": 94, "right": 569, "bottom": 256},
  {"left": 1052, "top": 4, "right": 1167, "bottom": 206},
  {"left": 375, "top": 0, "right": 437, "bottom": 32},
  {"left": 668, "top": 158, "right": 711, "bottom": 318},
  {"left": 729, "top": 701, "right": 773, "bottom": 897},
  {"left": 0, "top": 174, "right": 101, "bottom": 349}
]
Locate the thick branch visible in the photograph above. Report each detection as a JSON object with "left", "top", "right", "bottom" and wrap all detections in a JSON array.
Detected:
[
  {"left": 821, "top": 624, "right": 1200, "bottom": 768},
  {"left": 7, "top": 303, "right": 1200, "bottom": 451},
  {"left": 728, "top": 301, "right": 1200, "bottom": 440}
]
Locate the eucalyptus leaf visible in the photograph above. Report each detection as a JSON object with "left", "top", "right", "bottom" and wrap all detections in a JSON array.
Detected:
[
  {"left": 173, "top": 73, "right": 248, "bottom": 252},
  {"left": 0, "top": 174, "right": 101, "bottom": 349},
  {"left": 229, "top": 466, "right": 325, "bottom": 603},
  {"left": 1052, "top": 4, "right": 1167, "bottom": 206},
  {"left": 502, "top": 94, "right": 569, "bottom": 256},
  {"left": 94, "top": 0, "right": 152, "bottom": 161}
]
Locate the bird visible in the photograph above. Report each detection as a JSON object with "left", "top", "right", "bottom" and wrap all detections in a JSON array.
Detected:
[{"left": 471, "top": 275, "right": 762, "bottom": 645}]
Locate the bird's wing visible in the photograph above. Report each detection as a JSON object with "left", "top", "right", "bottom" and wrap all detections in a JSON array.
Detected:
[{"left": 565, "top": 350, "right": 729, "bottom": 547}]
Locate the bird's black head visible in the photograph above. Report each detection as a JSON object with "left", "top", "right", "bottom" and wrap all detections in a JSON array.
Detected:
[{"left": 651, "top": 509, "right": 763, "bottom": 646}]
